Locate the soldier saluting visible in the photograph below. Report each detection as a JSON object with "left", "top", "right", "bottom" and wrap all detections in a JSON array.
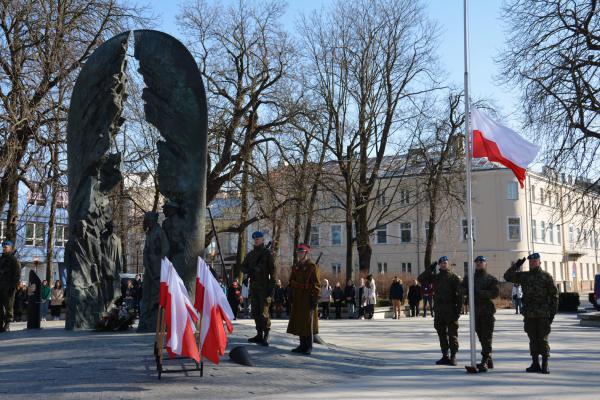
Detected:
[
  {"left": 286, "top": 244, "right": 320, "bottom": 355},
  {"left": 0, "top": 240, "right": 21, "bottom": 333},
  {"left": 241, "top": 231, "right": 276, "bottom": 346},
  {"left": 418, "top": 256, "right": 463, "bottom": 366},
  {"left": 504, "top": 252, "right": 558, "bottom": 374},
  {"left": 462, "top": 255, "right": 499, "bottom": 372}
]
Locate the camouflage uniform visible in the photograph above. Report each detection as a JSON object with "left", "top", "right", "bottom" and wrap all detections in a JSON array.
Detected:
[
  {"left": 462, "top": 270, "right": 499, "bottom": 361},
  {"left": 241, "top": 244, "right": 276, "bottom": 340},
  {"left": 418, "top": 267, "right": 463, "bottom": 359},
  {"left": 0, "top": 250, "right": 21, "bottom": 331},
  {"left": 504, "top": 262, "right": 558, "bottom": 357}
]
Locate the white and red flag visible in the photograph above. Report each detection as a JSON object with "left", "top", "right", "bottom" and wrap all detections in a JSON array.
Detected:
[
  {"left": 194, "top": 257, "right": 234, "bottom": 364},
  {"left": 471, "top": 107, "right": 539, "bottom": 187},
  {"left": 159, "top": 258, "right": 201, "bottom": 362}
]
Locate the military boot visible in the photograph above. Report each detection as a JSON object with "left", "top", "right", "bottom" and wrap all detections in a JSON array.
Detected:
[
  {"left": 541, "top": 356, "right": 550, "bottom": 374},
  {"left": 477, "top": 355, "right": 490, "bottom": 372},
  {"left": 260, "top": 329, "right": 270, "bottom": 347},
  {"left": 487, "top": 356, "right": 494, "bottom": 369},
  {"left": 248, "top": 329, "right": 263, "bottom": 344},
  {"left": 435, "top": 353, "right": 450, "bottom": 365},
  {"left": 291, "top": 338, "right": 304, "bottom": 353},
  {"left": 526, "top": 354, "right": 541, "bottom": 373},
  {"left": 301, "top": 336, "right": 313, "bottom": 355},
  {"left": 448, "top": 352, "right": 457, "bottom": 366}
]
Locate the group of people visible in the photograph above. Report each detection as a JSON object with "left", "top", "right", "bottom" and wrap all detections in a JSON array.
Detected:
[{"left": 318, "top": 276, "right": 377, "bottom": 320}]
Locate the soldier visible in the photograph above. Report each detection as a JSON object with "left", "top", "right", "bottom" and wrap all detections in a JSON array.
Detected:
[
  {"left": 504, "top": 253, "right": 558, "bottom": 374},
  {"left": 462, "top": 255, "right": 499, "bottom": 372},
  {"left": 418, "top": 256, "right": 463, "bottom": 366},
  {"left": 286, "top": 244, "right": 320, "bottom": 355},
  {"left": 241, "top": 231, "right": 276, "bottom": 346},
  {"left": 0, "top": 240, "right": 21, "bottom": 333}
]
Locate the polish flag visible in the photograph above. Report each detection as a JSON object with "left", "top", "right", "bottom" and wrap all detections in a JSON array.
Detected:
[
  {"left": 471, "top": 107, "right": 539, "bottom": 188},
  {"left": 160, "top": 258, "right": 201, "bottom": 362},
  {"left": 195, "top": 257, "right": 234, "bottom": 364},
  {"left": 159, "top": 258, "right": 170, "bottom": 308}
]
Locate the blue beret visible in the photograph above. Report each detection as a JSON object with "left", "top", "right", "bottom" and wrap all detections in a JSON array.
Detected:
[
  {"left": 2, "top": 240, "right": 13, "bottom": 247},
  {"left": 474, "top": 256, "right": 487, "bottom": 262},
  {"left": 251, "top": 231, "right": 264, "bottom": 239},
  {"left": 527, "top": 252, "right": 540, "bottom": 260},
  {"left": 438, "top": 256, "right": 448, "bottom": 263}
]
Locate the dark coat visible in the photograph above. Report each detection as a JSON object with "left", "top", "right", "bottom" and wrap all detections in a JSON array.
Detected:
[
  {"left": 389, "top": 281, "right": 404, "bottom": 300},
  {"left": 332, "top": 287, "right": 344, "bottom": 302},
  {"left": 344, "top": 284, "right": 356, "bottom": 304},
  {"left": 407, "top": 284, "right": 422, "bottom": 305},
  {"left": 287, "top": 259, "right": 320, "bottom": 336},
  {"left": 0, "top": 251, "right": 21, "bottom": 291},
  {"left": 462, "top": 269, "right": 499, "bottom": 316}
]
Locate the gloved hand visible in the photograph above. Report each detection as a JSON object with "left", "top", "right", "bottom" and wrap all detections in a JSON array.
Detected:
[
  {"left": 515, "top": 257, "right": 527, "bottom": 268},
  {"left": 429, "top": 262, "right": 438, "bottom": 272}
]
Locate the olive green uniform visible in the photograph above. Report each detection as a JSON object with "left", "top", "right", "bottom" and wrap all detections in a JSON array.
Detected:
[
  {"left": 462, "top": 270, "right": 499, "bottom": 357},
  {"left": 418, "top": 268, "right": 463, "bottom": 356},
  {"left": 287, "top": 259, "right": 320, "bottom": 345},
  {"left": 241, "top": 244, "right": 276, "bottom": 331},
  {"left": 0, "top": 251, "right": 21, "bottom": 329},
  {"left": 504, "top": 264, "right": 558, "bottom": 357}
]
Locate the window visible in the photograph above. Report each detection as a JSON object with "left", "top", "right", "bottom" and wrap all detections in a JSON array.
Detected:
[
  {"left": 0, "top": 220, "right": 5, "bottom": 241},
  {"left": 55, "top": 225, "right": 68, "bottom": 247},
  {"left": 375, "top": 190, "right": 387, "bottom": 206},
  {"left": 555, "top": 193, "right": 559, "bottom": 207},
  {"left": 25, "top": 222, "right": 46, "bottom": 247},
  {"left": 507, "top": 181, "right": 519, "bottom": 200},
  {"left": 331, "top": 225, "right": 342, "bottom": 246},
  {"left": 401, "top": 262, "right": 412, "bottom": 274},
  {"left": 569, "top": 225, "right": 574, "bottom": 243},
  {"left": 331, "top": 263, "right": 341, "bottom": 275},
  {"left": 310, "top": 225, "right": 320, "bottom": 247},
  {"left": 576, "top": 228, "right": 581, "bottom": 244},
  {"left": 508, "top": 217, "right": 521, "bottom": 241},
  {"left": 540, "top": 188, "right": 545, "bottom": 204},
  {"left": 530, "top": 185, "right": 536, "bottom": 202},
  {"left": 556, "top": 224, "right": 561, "bottom": 244},
  {"left": 461, "top": 219, "right": 475, "bottom": 241},
  {"left": 540, "top": 221, "right": 546, "bottom": 242},
  {"left": 400, "top": 189, "right": 410, "bottom": 205},
  {"left": 376, "top": 224, "right": 388, "bottom": 244},
  {"left": 400, "top": 222, "right": 411, "bottom": 243},
  {"left": 377, "top": 262, "right": 388, "bottom": 274},
  {"left": 531, "top": 220, "right": 537, "bottom": 241},
  {"left": 548, "top": 223, "right": 554, "bottom": 243},
  {"left": 424, "top": 221, "right": 434, "bottom": 241},
  {"left": 56, "top": 191, "right": 68, "bottom": 209},
  {"left": 27, "top": 183, "right": 47, "bottom": 206}
]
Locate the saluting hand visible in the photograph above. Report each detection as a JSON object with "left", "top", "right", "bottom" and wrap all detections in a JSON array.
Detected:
[{"left": 515, "top": 257, "right": 527, "bottom": 269}]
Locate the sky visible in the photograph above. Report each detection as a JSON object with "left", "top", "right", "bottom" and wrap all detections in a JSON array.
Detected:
[{"left": 139, "top": 0, "right": 520, "bottom": 124}]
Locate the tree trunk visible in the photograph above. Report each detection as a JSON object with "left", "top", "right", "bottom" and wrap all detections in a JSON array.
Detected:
[
  {"left": 46, "top": 181, "right": 58, "bottom": 283},
  {"left": 234, "top": 162, "right": 249, "bottom": 283},
  {"left": 6, "top": 177, "right": 19, "bottom": 243},
  {"left": 423, "top": 191, "right": 438, "bottom": 268},
  {"left": 345, "top": 180, "right": 354, "bottom": 282},
  {"left": 356, "top": 193, "right": 372, "bottom": 273}
]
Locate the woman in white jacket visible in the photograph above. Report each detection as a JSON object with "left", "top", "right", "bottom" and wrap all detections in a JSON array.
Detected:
[
  {"left": 319, "top": 279, "right": 332, "bottom": 319},
  {"left": 362, "top": 275, "right": 377, "bottom": 319}
]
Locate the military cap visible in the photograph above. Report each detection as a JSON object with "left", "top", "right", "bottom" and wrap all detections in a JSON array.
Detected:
[
  {"left": 474, "top": 255, "right": 487, "bottom": 262},
  {"left": 527, "top": 252, "right": 541, "bottom": 260},
  {"left": 438, "top": 256, "right": 449, "bottom": 263},
  {"left": 2, "top": 240, "right": 13, "bottom": 247},
  {"left": 296, "top": 243, "right": 310, "bottom": 252},
  {"left": 163, "top": 200, "right": 179, "bottom": 209},
  {"left": 251, "top": 231, "right": 264, "bottom": 239}
]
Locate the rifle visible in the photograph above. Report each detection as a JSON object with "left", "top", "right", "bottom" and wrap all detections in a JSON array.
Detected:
[{"left": 315, "top": 252, "right": 323, "bottom": 266}]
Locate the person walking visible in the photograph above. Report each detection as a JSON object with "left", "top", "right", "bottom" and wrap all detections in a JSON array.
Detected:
[
  {"left": 344, "top": 280, "right": 356, "bottom": 318},
  {"left": 287, "top": 244, "right": 320, "bottom": 355},
  {"left": 418, "top": 256, "right": 463, "bottom": 366},
  {"left": 422, "top": 282, "right": 434, "bottom": 317},
  {"left": 362, "top": 275, "right": 377, "bottom": 320},
  {"left": 241, "top": 231, "right": 276, "bottom": 346},
  {"left": 332, "top": 282, "right": 344, "bottom": 319},
  {"left": 504, "top": 253, "right": 558, "bottom": 374},
  {"left": 50, "top": 280, "right": 64, "bottom": 321},
  {"left": 319, "top": 279, "right": 332, "bottom": 320},
  {"left": 13, "top": 283, "right": 27, "bottom": 322},
  {"left": 512, "top": 283, "right": 523, "bottom": 314},
  {"left": 0, "top": 240, "right": 21, "bottom": 332},
  {"left": 40, "top": 280, "right": 51, "bottom": 321},
  {"left": 389, "top": 276, "right": 404, "bottom": 319},
  {"left": 407, "top": 280, "right": 422, "bottom": 317}
]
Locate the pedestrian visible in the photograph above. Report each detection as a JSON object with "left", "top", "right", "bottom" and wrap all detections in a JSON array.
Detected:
[
  {"left": 13, "top": 282, "right": 27, "bottom": 322},
  {"left": 50, "top": 280, "right": 64, "bottom": 321},
  {"left": 462, "top": 255, "right": 499, "bottom": 372},
  {"left": 422, "top": 282, "right": 434, "bottom": 317},
  {"left": 389, "top": 276, "right": 404, "bottom": 319},
  {"left": 358, "top": 278, "right": 366, "bottom": 319},
  {"left": 407, "top": 279, "right": 422, "bottom": 317},
  {"left": 134, "top": 274, "right": 143, "bottom": 313},
  {"left": 241, "top": 277, "right": 250, "bottom": 318},
  {"left": 241, "top": 231, "right": 276, "bottom": 346},
  {"left": 123, "top": 279, "right": 136, "bottom": 311},
  {"left": 227, "top": 279, "right": 243, "bottom": 320},
  {"left": 319, "top": 279, "right": 332, "bottom": 320},
  {"left": 344, "top": 280, "right": 356, "bottom": 318},
  {"left": 504, "top": 253, "right": 558, "bottom": 374},
  {"left": 332, "top": 282, "right": 344, "bottom": 319},
  {"left": 287, "top": 244, "right": 320, "bottom": 355},
  {"left": 273, "top": 279, "right": 287, "bottom": 318},
  {"left": 0, "top": 240, "right": 21, "bottom": 332},
  {"left": 512, "top": 283, "right": 523, "bottom": 314},
  {"left": 362, "top": 275, "right": 377, "bottom": 319},
  {"left": 418, "top": 256, "right": 463, "bottom": 366},
  {"left": 40, "top": 280, "right": 51, "bottom": 321}
]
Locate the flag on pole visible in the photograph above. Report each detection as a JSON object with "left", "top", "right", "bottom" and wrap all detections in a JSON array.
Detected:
[
  {"left": 160, "top": 258, "right": 201, "bottom": 362},
  {"left": 195, "top": 257, "right": 234, "bottom": 364},
  {"left": 471, "top": 107, "right": 539, "bottom": 187}
]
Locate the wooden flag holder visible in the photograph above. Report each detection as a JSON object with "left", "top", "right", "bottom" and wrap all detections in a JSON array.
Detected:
[{"left": 154, "top": 305, "right": 204, "bottom": 380}]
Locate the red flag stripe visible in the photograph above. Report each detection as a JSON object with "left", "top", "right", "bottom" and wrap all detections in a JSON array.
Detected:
[{"left": 473, "top": 129, "right": 526, "bottom": 188}]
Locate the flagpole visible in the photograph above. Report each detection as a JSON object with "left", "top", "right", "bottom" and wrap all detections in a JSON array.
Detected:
[{"left": 463, "top": 0, "right": 477, "bottom": 370}]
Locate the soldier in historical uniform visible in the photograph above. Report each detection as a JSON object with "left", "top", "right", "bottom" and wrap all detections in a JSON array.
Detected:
[
  {"left": 504, "top": 252, "right": 558, "bottom": 374},
  {"left": 241, "top": 231, "right": 276, "bottom": 346},
  {"left": 462, "top": 255, "right": 499, "bottom": 372},
  {"left": 287, "top": 244, "right": 320, "bottom": 355},
  {"left": 0, "top": 240, "right": 21, "bottom": 332},
  {"left": 418, "top": 256, "right": 463, "bottom": 366}
]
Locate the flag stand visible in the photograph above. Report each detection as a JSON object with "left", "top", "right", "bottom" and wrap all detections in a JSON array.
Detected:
[{"left": 153, "top": 305, "right": 204, "bottom": 380}]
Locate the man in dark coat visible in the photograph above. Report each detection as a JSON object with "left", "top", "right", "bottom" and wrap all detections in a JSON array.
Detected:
[
  {"left": 0, "top": 240, "right": 21, "bottom": 332},
  {"left": 241, "top": 231, "right": 276, "bottom": 346},
  {"left": 418, "top": 256, "right": 463, "bottom": 366},
  {"left": 389, "top": 276, "right": 405, "bottom": 319},
  {"left": 407, "top": 279, "right": 422, "bottom": 317},
  {"left": 462, "top": 255, "right": 499, "bottom": 371},
  {"left": 344, "top": 280, "right": 356, "bottom": 318},
  {"left": 504, "top": 253, "right": 558, "bottom": 374}
]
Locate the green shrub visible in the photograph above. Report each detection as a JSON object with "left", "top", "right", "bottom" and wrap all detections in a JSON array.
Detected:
[{"left": 558, "top": 292, "right": 580, "bottom": 312}]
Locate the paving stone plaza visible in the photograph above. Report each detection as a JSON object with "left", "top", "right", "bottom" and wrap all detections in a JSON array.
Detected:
[{"left": 1, "top": 309, "right": 598, "bottom": 399}]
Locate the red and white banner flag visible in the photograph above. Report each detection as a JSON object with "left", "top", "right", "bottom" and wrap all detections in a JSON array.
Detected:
[
  {"left": 160, "top": 258, "right": 200, "bottom": 362},
  {"left": 471, "top": 107, "right": 539, "bottom": 187},
  {"left": 195, "top": 257, "right": 234, "bottom": 364}
]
